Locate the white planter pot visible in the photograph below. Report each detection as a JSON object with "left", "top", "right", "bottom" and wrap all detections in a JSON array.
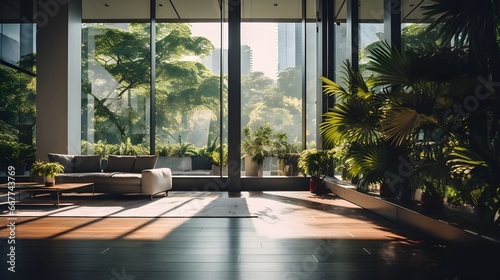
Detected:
[
  {"left": 210, "top": 164, "right": 228, "bottom": 176},
  {"left": 244, "top": 155, "right": 263, "bottom": 176},
  {"left": 44, "top": 175, "right": 55, "bottom": 186}
]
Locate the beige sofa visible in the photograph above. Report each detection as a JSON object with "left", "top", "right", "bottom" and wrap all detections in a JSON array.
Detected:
[{"left": 48, "top": 153, "right": 172, "bottom": 199}]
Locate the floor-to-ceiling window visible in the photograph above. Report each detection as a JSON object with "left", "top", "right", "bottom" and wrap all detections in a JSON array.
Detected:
[
  {"left": 240, "top": 0, "right": 317, "bottom": 177},
  {"left": 0, "top": 20, "right": 36, "bottom": 178},
  {"left": 154, "top": 8, "right": 225, "bottom": 176},
  {"left": 81, "top": 0, "right": 317, "bottom": 184},
  {"left": 82, "top": 22, "right": 152, "bottom": 156},
  {"left": 82, "top": 0, "right": 226, "bottom": 177}
]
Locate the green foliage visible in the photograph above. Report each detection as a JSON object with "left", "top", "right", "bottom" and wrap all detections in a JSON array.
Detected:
[
  {"left": 30, "top": 160, "right": 64, "bottom": 178},
  {"left": 82, "top": 138, "right": 148, "bottom": 157},
  {"left": 297, "top": 149, "right": 334, "bottom": 180},
  {"left": 83, "top": 23, "right": 219, "bottom": 144},
  {"left": 270, "top": 132, "right": 301, "bottom": 159},
  {"left": 319, "top": 61, "right": 384, "bottom": 148},
  {"left": 156, "top": 141, "right": 197, "bottom": 157},
  {"left": 320, "top": 0, "right": 500, "bottom": 227},
  {"left": 242, "top": 123, "right": 273, "bottom": 164},
  {"left": 0, "top": 140, "right": 35, "bottom": 163},
  {"left": 209, "top": 149, "right": 228, "bottom": 166}
]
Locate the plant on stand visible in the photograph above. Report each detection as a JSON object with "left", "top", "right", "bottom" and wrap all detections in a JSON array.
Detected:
[
  {"left": 298, "top": 148, "right": 334, "bottom": 194},
  {"left": 271, "top": 132, "right": 301, "bottom": 176},
  {"left": 30, "top": 160, "right": 64, "bottom": 186},
  {"left": 209, "top": 148, "right": 228, "bottom": 176},
  {"left": 242, "top": 123, "right": 272, "bottom": 176}
]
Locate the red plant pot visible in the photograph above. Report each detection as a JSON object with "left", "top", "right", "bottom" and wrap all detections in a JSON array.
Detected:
[{"left": 309, "top": 177, "right": 324, "bottom": 194}]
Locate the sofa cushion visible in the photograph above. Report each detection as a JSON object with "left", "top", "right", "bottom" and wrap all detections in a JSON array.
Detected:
[
  {"left": 104, "top": 155, "right": 136, "bottom": 172},
  {"left": 133, "top": 155, "right": 158, "bottom": 173},
  {"left": 73, "top": 155, "right": 102, "bottom": 172},
  {"left": 47, "top": 153, "right": 75, "bottom": 173},
  {"left": 57, "top": 172, "right": 141, "bottom": 186}
]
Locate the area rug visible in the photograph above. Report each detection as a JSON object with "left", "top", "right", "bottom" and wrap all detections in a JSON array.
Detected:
[{"left": 0, "top": 192, "right": 258, "bottom": 218}]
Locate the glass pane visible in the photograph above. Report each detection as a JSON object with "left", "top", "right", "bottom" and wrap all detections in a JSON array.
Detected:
[
  {"left": 241, "top": 3, "right": 310, "bottom": 177},
  {"left": 82, "top": 23, "right": 151, "bottom": 157},
  {"left": 305, "top": 21, "right": 318, "bottom": 148},
  {"left": 154, "top": 0, "right": 225, "bottom": 176},
  {"left": 335, "top": 22, "right": 348, "bottom": 86},
  {"left": 0, "top": 23, "right": 36, "bottom": 178},
  {"left": 0, "top": 23, "right": 36, "bottom": 73},
  {"left": 359, "top": 0, "right": 383, "bottom": 78},
  {"left": 154, "top": 22, "right": 225, "bottom": 176}
]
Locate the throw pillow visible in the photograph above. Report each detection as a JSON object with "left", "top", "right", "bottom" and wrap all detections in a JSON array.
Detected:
[
  {"left": 73, "top": 155, "right": 102, "bottom": 172},
  {"left": 47, "top": 153, "right": 75, "bottom": 173},
  {"left": 133, "top": 155, "right": 158, "bottom": 173},
  {"left": 104, "top": 155, "right": 136, "bottom": 172}
]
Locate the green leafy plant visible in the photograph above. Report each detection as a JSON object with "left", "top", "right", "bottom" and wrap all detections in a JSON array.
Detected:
[
  {"left": 171, "top": 142, "right": 197, "bottom": 157},
  {"left": 209, "top": 149, "right": 228, "bottom": 166},
  {"left": 0, "top": 140, "right": 35, "bottom": 164},
  {"left": 199, "top": 136, "right": 221, "bottom": 157},
  {"left": 242, "top": 123, "right": 273, "bottom": 164},
  {"left": 30, "top": 160, "right": 64, "bottom": 178},
  {"left": 298, "top": 149, "right": 334, "bottom": 180},
  {"left": 271, "top": 132, "right": 301, "bottom": 159}
]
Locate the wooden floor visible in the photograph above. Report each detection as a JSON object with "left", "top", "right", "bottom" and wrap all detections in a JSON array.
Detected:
[{"left": 1, "top": 191, "right": 499, "bottom": 280}]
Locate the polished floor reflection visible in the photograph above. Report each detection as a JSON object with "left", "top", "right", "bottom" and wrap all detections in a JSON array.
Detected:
[{"left": 0, "top": 191, "right": 499, "bottom": 279}]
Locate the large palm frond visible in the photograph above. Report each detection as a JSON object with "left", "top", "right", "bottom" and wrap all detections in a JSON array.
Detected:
[
  {"left": 383, "top": 107, "right": 437, "bottom": 146},
  {"left": 321, "top": 61, "right": 375, "bottom": 100},
  {"left": 320, "top": 98, "right": 382, "bottom": 147},
  {"left": 422, "top": 0, "right": 500, "bottom": 77},
  {"left": 319, "top": 76, "right": 349, "bottom": 100},
  {"left": 366, "top": 41, "right": 413, "bottom": 87},
  {"left": 422, "top": 0, "right": 498, "bottom": 49},
  {"left": 346, "top": 142, "right": 388, "bottom": 191},
  {"left": 447, "top": 146, "right": 489, "bottom": 183},
  {"left": 447, "top": 145, "right": 500, "bottom": 225}
]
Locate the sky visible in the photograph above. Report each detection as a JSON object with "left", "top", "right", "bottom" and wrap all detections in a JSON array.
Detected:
[{"left": 190, "top": 23, "right": 278, "bottom": 79}]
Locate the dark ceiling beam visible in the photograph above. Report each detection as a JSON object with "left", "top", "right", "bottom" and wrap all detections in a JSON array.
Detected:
[
  {"left": 403, "top": 0, "right": 425, "bottom": 21},
  {"left": 168, "top": 0, "right": 181, "bottom": 19}
]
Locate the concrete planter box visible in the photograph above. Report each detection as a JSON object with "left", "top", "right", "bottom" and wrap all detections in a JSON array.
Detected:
[
  {"left": 156, "top": 156, "right": 192, "bottom": 171},
  {"left": 324, "top": 177, "right": 500, "bottom": 247}
]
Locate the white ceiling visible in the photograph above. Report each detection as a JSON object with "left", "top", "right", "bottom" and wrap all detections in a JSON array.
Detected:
[
  {"left": 81, "top": 0, "right": 433, "bottom": 22},
  {"left": 0, "top": 0, "right": 434, "bottom": 23}
]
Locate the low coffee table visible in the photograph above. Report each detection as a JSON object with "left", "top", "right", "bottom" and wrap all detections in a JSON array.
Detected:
[{"left": 4, "top": 182, "right": 94, "bottom": 208}]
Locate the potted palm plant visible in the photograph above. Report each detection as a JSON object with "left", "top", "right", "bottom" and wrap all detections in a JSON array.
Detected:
[
  {"left": 298, "top": 148, "right": 334, "bottom": 194},
  {"left": 30, "top": 160, "right": 64, "bottom": 186}
]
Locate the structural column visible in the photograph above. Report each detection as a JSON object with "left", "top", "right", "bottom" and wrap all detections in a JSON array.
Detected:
[
  {"left": 36, "top": 0, "right": 82, "bottom": 159},
  {"left": 319, "top": 0, "right": 336, "bottom": 149},
  {"left": 227, "top": 0, "right": 241, "bottom": 191},
  {"left": 384, "top": 0, "right": 402, "bottom": 48},
  {"left": 346, "top": 0, "right": 359, "bottom": 72}
]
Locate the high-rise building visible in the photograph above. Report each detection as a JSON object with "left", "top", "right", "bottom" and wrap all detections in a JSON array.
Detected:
[{"left": 201, "top": 45, "right": 253, "bottom": 76}]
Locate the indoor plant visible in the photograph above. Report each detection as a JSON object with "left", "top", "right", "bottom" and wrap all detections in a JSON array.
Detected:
[
  {"left": 271, "top": 132, "right": 301, "bottom": 176},
  {"left": 209, "top": 149, "right": 228, "bottom": 176},
  {"left": 30, "top": 160, "right": 65, "bottom": 186},
  {"left": 242, "top": 123, "right": 272, "bottom": 176},
  {"left": 0, "top": 140, "right": 35, "bottom": 176},
  {"left": 298, "top": 148, "right": 334, "bottom": 194}
]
